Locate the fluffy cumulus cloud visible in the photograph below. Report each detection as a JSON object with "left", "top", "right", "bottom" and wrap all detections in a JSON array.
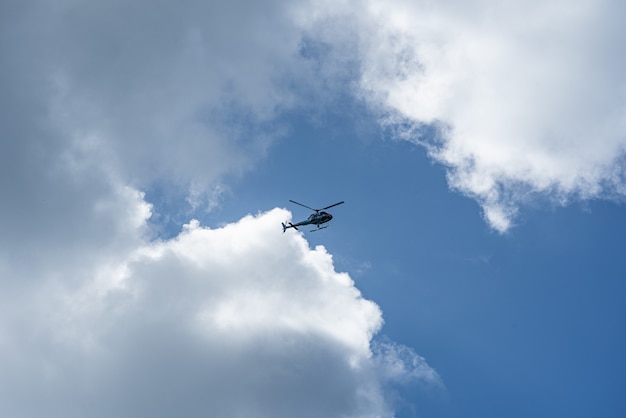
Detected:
[
  {"left": 0, "top": 208, "right": 440, "bottom": 418},
  {"left": 297, "top": 0, "right": 626, "bottom": 231}
]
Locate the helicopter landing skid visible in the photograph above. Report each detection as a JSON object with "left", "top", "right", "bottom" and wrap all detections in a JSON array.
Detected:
[{"left": 310, "top": 226, "right": 328, "bottom": 232}]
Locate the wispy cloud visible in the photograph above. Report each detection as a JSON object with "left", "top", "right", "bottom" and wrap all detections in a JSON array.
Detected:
[{"left": 297, "top": 0, "right": 626, "bottom": 231}]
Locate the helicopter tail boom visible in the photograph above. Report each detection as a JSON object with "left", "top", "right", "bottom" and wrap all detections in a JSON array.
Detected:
[{"left": 282, "top": 222, "right": 299, "bottom": 233}]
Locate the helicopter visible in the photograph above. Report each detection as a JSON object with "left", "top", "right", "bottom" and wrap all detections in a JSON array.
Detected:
[{"left": 282, "top": 200, "right": 344, "bottom": 232}]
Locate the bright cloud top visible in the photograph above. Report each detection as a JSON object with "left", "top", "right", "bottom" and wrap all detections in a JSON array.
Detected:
[
  {"left": 298, "top": 0, "right": 626, "bottom": 231},
  {"left": 0, "top": 208, "right": 440, "bottom": 418}
]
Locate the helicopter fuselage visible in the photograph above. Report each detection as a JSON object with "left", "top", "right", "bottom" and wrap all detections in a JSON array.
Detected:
[
  {"left": 306, "top": 211, "right": 332, "bottom": 225},
  {"left": 290, "top": 211, "right": 332, "bottom": 228}
]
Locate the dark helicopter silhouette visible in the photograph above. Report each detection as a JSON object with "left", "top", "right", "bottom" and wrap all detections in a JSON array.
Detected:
[{"left": 282, "top": 200, "right": 344, "bottom": 232}]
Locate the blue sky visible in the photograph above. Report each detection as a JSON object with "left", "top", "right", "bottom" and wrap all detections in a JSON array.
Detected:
[
  {"left": 2, "top": 1, "right": 626, "bottom": 417},
  {"left": 213, "top": 104, "right": 626, "bottom": 417}
]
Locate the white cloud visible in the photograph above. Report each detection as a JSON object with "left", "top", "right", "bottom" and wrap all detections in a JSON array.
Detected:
[
  {"left": 297, "top": 0, "right": 626, "bottom": 231},
  {"left": 0, "top": 208, "right": 440, "bottom": 418}
]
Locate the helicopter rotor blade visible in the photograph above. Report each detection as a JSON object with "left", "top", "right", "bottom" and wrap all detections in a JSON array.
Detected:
[
  {"left": 289, "top": 200, "right": 318, "bottom": 212},
  {"left": 321, "top": 201, "right": 344, "bottom": 210}
]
